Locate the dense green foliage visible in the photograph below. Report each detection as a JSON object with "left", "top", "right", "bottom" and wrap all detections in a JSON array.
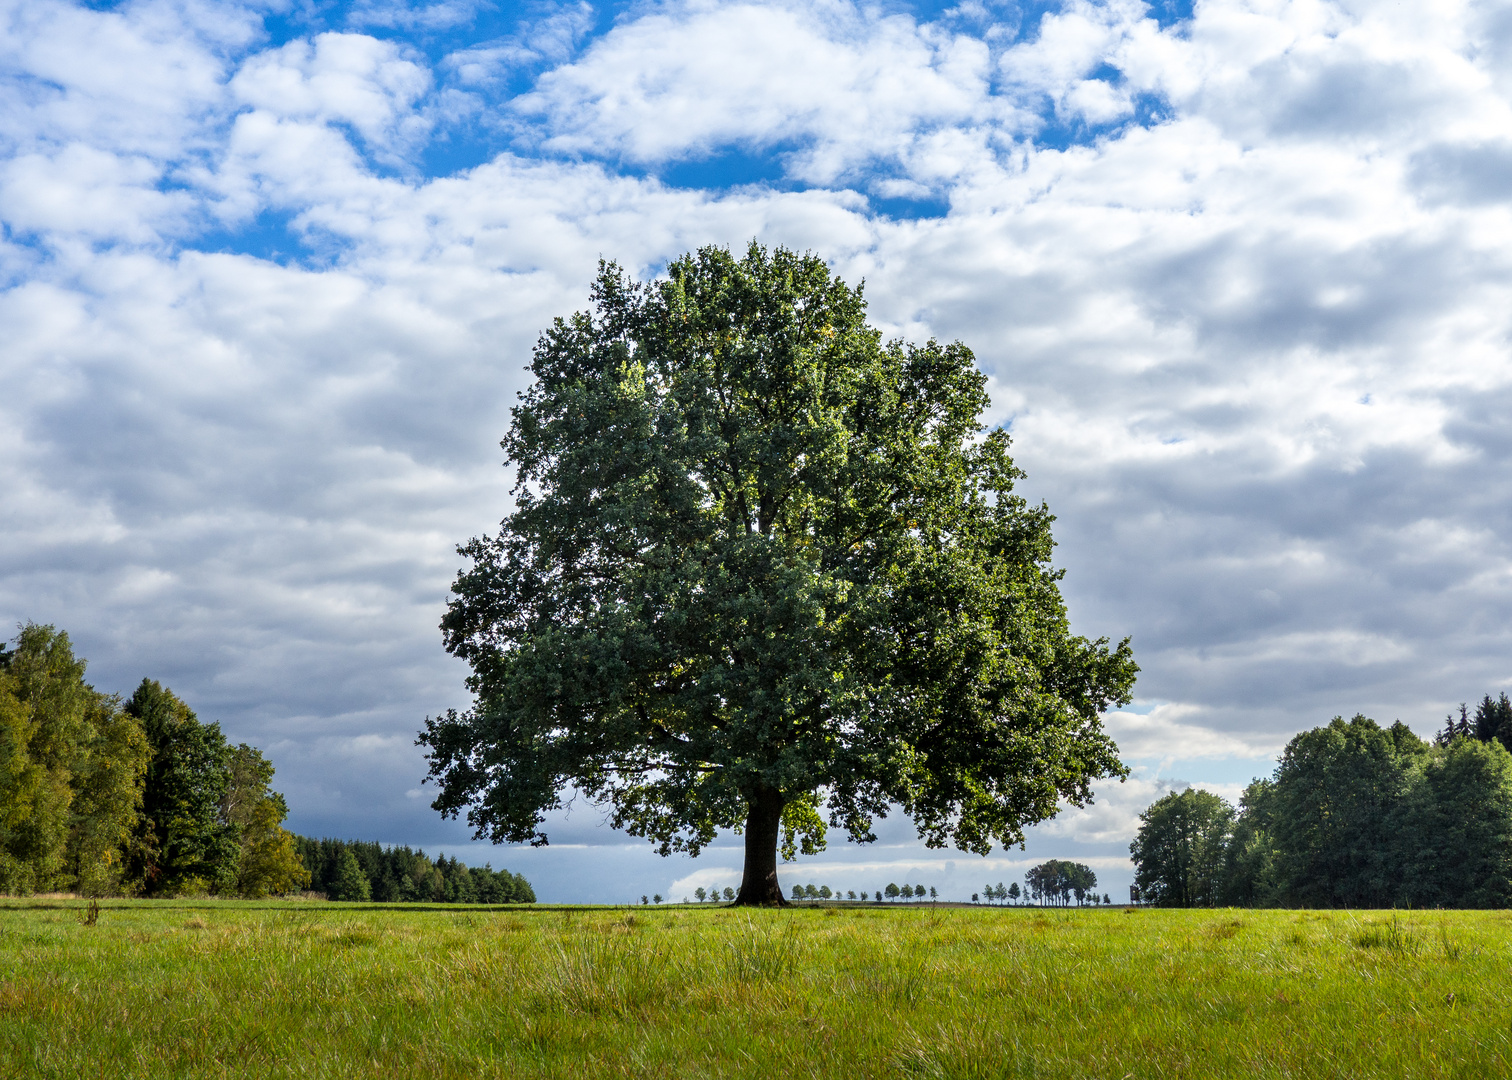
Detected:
[
  {"left": 0, "top": 624, "right": 305, "bottom": 898},
  {"left": 1132, "top": 714, "right": 1512, "bottom": 907},
  {"left": 1, "top": 901, "right": 1509, "bottom": 1078},
  {"left": 294, "top": 836, "right": 535, "bottom": 904},
  {"left": 1440, "top": 692, "right": 1512, "bottom": 752},
  {"left": 423, "top": 242, "right": 1137, "bottom": 904},
  {"left": 1130, "top": 788, "right": 1234, "bottom": 907},
  {"left": 0, "top": 624, "right": 148, "bottom": 896},
  {"left": 1025, "top": 858, "right": 1099, "bottom": 905}
]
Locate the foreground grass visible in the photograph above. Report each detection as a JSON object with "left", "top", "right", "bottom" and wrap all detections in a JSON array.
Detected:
[{"left": 1, "top": 901, "right": 1509, "bottom": 1078}]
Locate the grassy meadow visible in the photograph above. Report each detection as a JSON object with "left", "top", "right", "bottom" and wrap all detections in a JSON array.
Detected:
[{"left": 1, "top": 900, "right": 1508, "bottom": 1079}]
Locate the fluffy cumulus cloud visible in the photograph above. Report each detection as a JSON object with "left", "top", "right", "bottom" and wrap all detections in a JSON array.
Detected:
[{"left": 1, "top": 0, "right": 1510, "bottom": 901}]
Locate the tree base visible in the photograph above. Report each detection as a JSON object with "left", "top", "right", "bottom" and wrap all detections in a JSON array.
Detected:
[{"left": 734, "top": 787, "right": 791, "bottom": 907}]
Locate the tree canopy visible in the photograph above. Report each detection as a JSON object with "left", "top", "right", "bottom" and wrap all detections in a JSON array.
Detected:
[
  {"left": 294, "top": 836, "right": 534, "bottom": 904},
  {"left": 1025, "top": 859, "right": 1099, "bottom": 906},
  {"left": 0, "top": 623, "right": 308, "bottom": 898},
  {"left": 421, "top": 243, "right": 1137, "bottom": 904},
  {"left": 1130, "top": 714, "right": 1512, "bottom": 908},
  {"left": 0, "top": 624, "right": 147, "bottom": 896},
  {"left": 1129, "top": 788, "right": 1234, "bottom": 907}
]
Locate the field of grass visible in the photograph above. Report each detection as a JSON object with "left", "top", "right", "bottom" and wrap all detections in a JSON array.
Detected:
[{"left": 1, "top": 900, "right": 1509, "bottom": 1078}]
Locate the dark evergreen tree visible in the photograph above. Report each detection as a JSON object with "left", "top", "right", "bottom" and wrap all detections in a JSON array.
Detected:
[
  {"left": 292, "top": 835, "right": 534, "bottom": 903},
  {"left": 1473, "top": 694, "right": 1512, "bottom": 753},
  {"left": 329, "top": 849, "right": 371, "bottom": 902},
  {"left": 1437, "top": 703, "right": 1472, "bottom": 746}
]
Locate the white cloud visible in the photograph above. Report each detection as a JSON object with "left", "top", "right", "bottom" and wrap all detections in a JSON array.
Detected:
[
  {"left": 515, "top": 0, "right": 1012, "bottom": 185},
  {"left": 0, "top": 144, "right": 195, "bottom": 243},
  {"left": 442, "top": 2, "right": 596, "bottom": 86},
  {"left": 230, "top": 33, "right": 433, "bottom": 159},
  {"left": 0, "top": 0, "right": 245, "bottom": 157}
]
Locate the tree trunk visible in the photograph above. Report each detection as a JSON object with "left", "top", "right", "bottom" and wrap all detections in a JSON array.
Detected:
[{"left": 733, "top": 787, "right": 789, "bottom": 906}]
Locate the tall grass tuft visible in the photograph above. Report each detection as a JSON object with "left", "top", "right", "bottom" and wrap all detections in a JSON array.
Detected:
[
  {"left": 1353, "top": 913, "right": 1421, "bottom": 955},
  {"left": 725, "top": 918, "right": 801, "bottom": 982},
  {"left": 542, "top": 932, "right": 683, "bottom": 1016}
]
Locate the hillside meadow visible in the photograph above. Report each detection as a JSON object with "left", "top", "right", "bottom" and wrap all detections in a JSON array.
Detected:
[{"left": 0, "top": 901, "right": 1508, "bottom": 1078}]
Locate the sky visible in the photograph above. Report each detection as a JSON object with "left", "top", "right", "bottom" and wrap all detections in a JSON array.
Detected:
[{"left": 2, "top": 0, "right": 1511, "bottom": 904}]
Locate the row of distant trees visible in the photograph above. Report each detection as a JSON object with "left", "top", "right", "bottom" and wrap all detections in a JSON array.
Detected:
[
  {"left": 791, "top": 882, "right": 938, "bottom": 902},
  {"left": 974, "top": 862, "right": 1111, "bottom": 906},
  {"left": 0, "top": 624, "right": 306, "bottom": 897},
  {"left": 295, "top": 837, "right": 534, "bottom": 904},
  {"left": 1131, "top": 701, "right": 1512, "bottom": 908},
  {"left": 695, "top": 872, "right": 1118, "bottom": 906},
  {"left": 691, "top": 883, "right": 942, "bottom": 903}
]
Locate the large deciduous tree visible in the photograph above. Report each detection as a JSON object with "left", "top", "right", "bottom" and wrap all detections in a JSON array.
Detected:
[
  {"left": 221, "top": 744, "right": 310, "bottom": 898},
  {"left": 1266, "top": 715, "right": 1426, "bottom": 908},
  {"left": 126, "top": 680, "right": 238, "bottom": 895},
  {"left": 421, "top": 243, "right": 1138, "bottom": 905},
  {"left": 0, "top": 625, "right": 149, "bottom": 896},
  {"left": 1129, "top": 787, "right": 1235, "bottom": 907}
]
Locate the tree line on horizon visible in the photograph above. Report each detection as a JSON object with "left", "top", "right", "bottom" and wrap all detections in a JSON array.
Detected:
[
  {"left": 1132, "top": 702, "right": 1512, "bottom": 908},
  {"left": 294, "top": 836, "right": 535, "bottom": 904},
  {"left": 974, "top": 861, "right": 1111, "bottom": 906},
  {"left": 0, "top": 624, "right": 307, "bottom": 897},
  {"left": 0, "top": 623, "right": 539, "bottom": 904}
]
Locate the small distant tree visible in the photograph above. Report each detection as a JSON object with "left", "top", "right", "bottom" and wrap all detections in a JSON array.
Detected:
[
  {"left": 913, "top": 883, "right": 924, "bottom": 897},
  {"left": 885, "top": 883, "right": 900, "bottom": 900},
  {"left": 1438, "top": 702, "right": 1472, "bottom": 746},
  {"left": 900, "top": 884, "right": 913, "bottom": 900},
  {"left": 874, "top": 890, "right": 882, "bottom": 901},
  {"left": 653, "top": 894, "right": 663, "bottom": 904},
  {"left": 1103, "top": 893, "right": 1111, "bottom": 904},
  {"left": 929, "top": 886, "right": 938, "bottom": 901},
  {"left": 641, "top": 895, "right": 649, "bottom": 905},
  {"left": 695, "top": 887, "right": 707, "bottom": 902},
  {"left": 723, "top": 887, "right": 735, "bottom": 901},
  {"left": 819, "top": 885, "right": 832, "bottom": 899},
  {"left": 971, "top": 892, "right": 980, "bottom": 903},
  {"left": 1008, "top": 882, "right": 1021, "bottom": 903},
  {"left": 804, "top": 883, "right": 819, "bottom": 899},
  {"left": 847, "top": 889, "right": 856, "bottom": 900},
  {"left": 791, "top": 884, "right": 804, "bottom": 900},
  {"left": 1068, "top": 863, "right": 1097, "bottom": 905}
]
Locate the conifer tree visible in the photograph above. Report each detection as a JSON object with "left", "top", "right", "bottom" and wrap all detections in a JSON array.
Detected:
[{"left": 330, "top": 849, "right": 371, "bottom": 901}]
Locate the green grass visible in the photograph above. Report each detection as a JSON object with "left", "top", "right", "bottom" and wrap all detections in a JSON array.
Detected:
[{"left": 1, "top": 901, "right": 1510, "bottom": 1078}]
